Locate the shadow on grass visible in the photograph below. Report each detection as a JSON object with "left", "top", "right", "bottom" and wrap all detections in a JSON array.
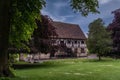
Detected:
[
  {"left": 0, "top": 76, "right": 25, "bottom": 80},
  {"left": 12, "top": 61, "right": 65, "bottom": 70}
]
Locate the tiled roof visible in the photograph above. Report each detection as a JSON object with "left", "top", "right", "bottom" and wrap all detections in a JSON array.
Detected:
[{"left": 52, "top": 21, "right": 86, "bottom": 40}]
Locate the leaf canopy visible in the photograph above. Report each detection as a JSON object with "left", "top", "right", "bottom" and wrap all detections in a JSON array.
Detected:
[
  {"left": 70, "top": 0, "right": 99, "bottom": 16},
  {"left": 87, "top": 18, "right": 112, "bottom": 55},
  {"left": 9, "top": 0, "right": 45, "bottom": 48}
]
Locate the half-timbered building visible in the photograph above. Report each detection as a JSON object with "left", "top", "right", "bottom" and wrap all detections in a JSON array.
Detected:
[{"left": 51, "top": 21, "right": 87, "bottom": 57}]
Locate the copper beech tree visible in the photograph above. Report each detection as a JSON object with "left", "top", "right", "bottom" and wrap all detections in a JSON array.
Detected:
[
  {"left": 107, "top": 9, "right": 120, "bottom": 57},
  {"left": 32, "top": 15, "right": 58, "bottom": 54}
]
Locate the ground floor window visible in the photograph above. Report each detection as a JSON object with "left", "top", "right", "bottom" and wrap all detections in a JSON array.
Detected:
[{"left": 81, "top": 48, "right": 85, "bottom": 53}]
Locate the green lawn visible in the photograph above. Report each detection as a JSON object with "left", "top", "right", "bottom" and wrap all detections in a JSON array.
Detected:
[{"left": 1, "top": 58, "right": 120, "bottom": 80}]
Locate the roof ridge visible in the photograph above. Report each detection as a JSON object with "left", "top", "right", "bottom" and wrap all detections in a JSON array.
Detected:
[{"left": 53, "top": 21, "right": 79, "bottom": 26}]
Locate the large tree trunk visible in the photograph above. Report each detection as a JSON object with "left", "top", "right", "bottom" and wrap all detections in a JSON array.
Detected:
[
  {"left": 0, "top": 0, "right": 14, "bottom": 77},
  {"left": 0, "top": 53, "right": 14, "bottom": 77},
  {"left": 98, "top": 55, "right": 101, "bottom": 61},
  {"left": 98, "top": 54, "right": 102, "bottom": 61}
]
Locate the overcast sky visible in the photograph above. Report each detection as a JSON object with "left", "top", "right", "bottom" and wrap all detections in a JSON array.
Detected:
[{"left": 41, "top": 0, "right": 120, "bottom": 36}]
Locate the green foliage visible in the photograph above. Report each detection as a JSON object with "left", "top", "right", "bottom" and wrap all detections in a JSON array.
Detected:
[
  {"left": 87, "top": 18, "right": 112, "bottom": 57},
  {"left": 9, "top": 54, "right": 19, "bottom": 63},
  {"left": 70, "top": 0, "right": 99, "bottom": 16},
  {"left": 9, "top": 0, "right": 45, "bottom": 49}
]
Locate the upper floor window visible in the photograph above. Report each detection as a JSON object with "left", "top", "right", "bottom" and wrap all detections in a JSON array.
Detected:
[
  {"left": 81, "top": 41, "right": 84, "bottom": 44},
  {"left": 60, "top": 41, "right": 64, "bottom": 44},
  {"left": 67, "top": 40, "right": 71, "bottom": 44},
  {"left": 75, "top": 41, "right": 77, "bottom": 44}
]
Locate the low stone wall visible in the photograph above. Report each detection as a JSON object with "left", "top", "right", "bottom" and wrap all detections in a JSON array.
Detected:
[{"left": 39, "top": 53, "right": 50, "bottom": 59}]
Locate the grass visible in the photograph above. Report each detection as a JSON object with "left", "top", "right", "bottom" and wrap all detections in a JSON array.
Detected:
[{"left": 1, "top": 58, "right": 120, "bottom": 80}]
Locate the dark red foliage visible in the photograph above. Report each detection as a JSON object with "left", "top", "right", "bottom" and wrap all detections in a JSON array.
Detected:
[
  {"left": 34, "top": 15, "right": 57, "bottom": 39},
  {"left": 107, "top": 8, "right": 120, "bottom": 54},
  {"left": 31, "top": 15, "right": 58, "bottom": 54}
]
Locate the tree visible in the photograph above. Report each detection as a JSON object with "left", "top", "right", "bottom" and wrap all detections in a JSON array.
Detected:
[
  {"left": 107, "top": 9, "right": 120, "bottom": 57},
  {"left": 0, "top": 0, "right": 99, "bottom": 77},
  {"left": 70, "top": 0, "right": 99, "bottom": 16},
  {"left": 87, "top": 18, "right": 112, "bottom": 60},
  {"left": 0, "top": 0, "right": 12, "bottom": 77},
  {"left": 32, "top": 15, "right": 57, "bottom": 54},
  {"left": 0, "top": 0, "right": 45, "bottom": 77}
]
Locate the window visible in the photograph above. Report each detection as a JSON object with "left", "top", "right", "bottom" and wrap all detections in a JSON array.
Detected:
[
  {"left": 81, "top": 48, "right": 85, "bottom": 53},
  {"left": 81, "top": 41, "right": 84, "bottom": 44},
  {"left": 74, "top": 48, "right": 78, "bottom": 53},
  {"left": 67, "top": 40, "right": 71, "bottom": 44},
  {"left": 60, "top": 41, "right": 64, "bottom": 44},
  {"left": 75, "top": 41, "right": 77, "bottom": 44}
]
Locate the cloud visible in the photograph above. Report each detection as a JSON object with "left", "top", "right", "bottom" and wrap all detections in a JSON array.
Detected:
[
  {"left": 41, "top": 10, "right": 67, "bottom": 21},
  {"left": 42, "top": 0, "right": 120, "bottom": 36},
  {"left": 41, "top": 10, "right": 59, "bottom": 21},
  {"left": 99, "top": 0, "right": 112, "bottom": 4},
  {"left": 53, "top": 2, "right": 68, "bottom": 9}
]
